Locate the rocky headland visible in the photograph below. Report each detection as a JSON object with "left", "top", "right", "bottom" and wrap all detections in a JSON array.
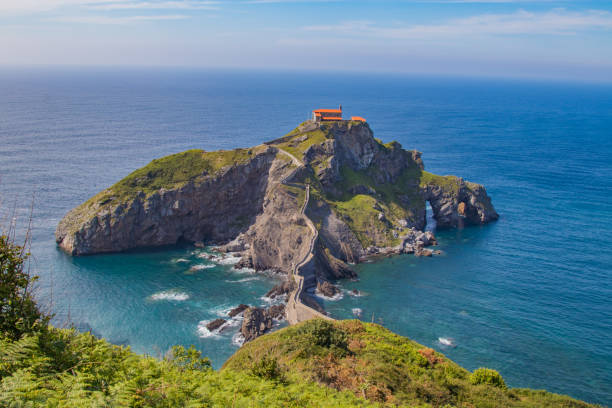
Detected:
[{"left": 56, "top": 120, "right": 498, "bottom": 339}]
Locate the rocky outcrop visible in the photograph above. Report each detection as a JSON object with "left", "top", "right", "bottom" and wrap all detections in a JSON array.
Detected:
[
  {"left": 266, "top": 280, "right": 295, "bottom": 299},
  {"left": 228, "top": 304, "right": 249, "bottom": 318},
  {"left": 240, "top": 307, "right": 273, "bottom": 342},
  {"left": 423, "top": 180, "right": 498, "bottom": 228},
  {"left": 206, "top": 319, "right": 227, "bottom": 332},
  {"left": 317, "top": 280, "right": 340, "bottom": 298}
]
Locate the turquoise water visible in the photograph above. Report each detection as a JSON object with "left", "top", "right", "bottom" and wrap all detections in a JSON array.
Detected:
[{"left": 0, "top": 68, "right": 611, "bottom": 405}]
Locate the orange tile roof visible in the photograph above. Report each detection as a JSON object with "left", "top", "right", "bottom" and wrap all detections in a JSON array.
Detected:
[
  {"left": 322, "top": 116, "right": 343, "bottom": 120},
  {"left": 313, "top": 108, "right": 342, "bottom": 113},
  {"left": 351, "top": 116, "right": 366, "bottom": 122}
]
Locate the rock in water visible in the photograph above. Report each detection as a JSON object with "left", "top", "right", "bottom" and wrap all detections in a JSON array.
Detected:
[
  {"left": 317, "top": 280, "right": 340, "bottom": 298},
  {"left": 206, "top": 318, "right": 227, "bottom": 332},
  {"left": 265, "top": 280, "right": 295, "bottom": 299},
  {"left": 241, "top": 307, "right": 273, "bottom": 342},
  {"left": 228, "top": 304, "right": 249, "bottom": 318},
  {"left": 267, "top": 304, "right": 286, "bottom": 320}
]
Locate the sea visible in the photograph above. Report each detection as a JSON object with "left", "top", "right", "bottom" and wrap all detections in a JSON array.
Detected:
[{"left": 0, "top": 67, "right": 610, "bottom": 406}]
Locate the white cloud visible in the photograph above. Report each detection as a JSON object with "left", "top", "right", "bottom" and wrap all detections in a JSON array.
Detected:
[
  {"left": 0, "top": 0, "right": 216, "bottom": 14},
  {"left": 303, "top": 9, "right": 612, "bottom": 38},
  {"left": 88, "top": 1, "right": 219, "bottom": 10},
  {"left": 49, "top": 14, "right": 189, "bottom": 24}
]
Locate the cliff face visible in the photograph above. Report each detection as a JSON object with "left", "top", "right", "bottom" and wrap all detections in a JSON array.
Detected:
[
  {"left": 57, "top": 120, "right": 498, "bottom": 275},
  {"left": 56, "top": 146, "right": 281, "bottom": 255}
]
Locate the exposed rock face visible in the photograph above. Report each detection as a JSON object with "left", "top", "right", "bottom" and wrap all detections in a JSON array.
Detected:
[
  {"left": 228, "top": 304, "right": 249, "bottom": 318},
  {"left": 423, "top": 181, "right": 499, "bottom": 228},
  {"left": 267, "top": 304, "right": 285, "bottom": 320},
  {"left": 241, "top": 307, "right": 273, "bottom": 342},
  {"left": 206, "top": 319, "right": 227, "bottom": 332},
  {"left": 317, "top": 280, "right": 340, "bottom": 298},
  {"left": 56, "top": 147, "right": 279, "bottom": 255},
  {"left": 266, "top": 280, "right": 295, "bottom": 299}
]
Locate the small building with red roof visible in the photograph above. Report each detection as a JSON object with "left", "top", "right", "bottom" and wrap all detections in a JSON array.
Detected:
[
  {"left": 312, "top": 105, "right": 367, "bottom": 123},
  {"left": 312, "top": 105, "right": 343, "bottom": 122}
]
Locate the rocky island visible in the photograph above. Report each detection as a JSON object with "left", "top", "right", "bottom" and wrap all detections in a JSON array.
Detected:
[{"left": 56, "top": 119, "right": 498, "bottom": 336}]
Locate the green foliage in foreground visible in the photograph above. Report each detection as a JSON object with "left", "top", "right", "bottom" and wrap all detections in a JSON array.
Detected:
[
  {"left": 470, "top": 367, "right": 507, "bottom": 390},
  {"left": 0, "top": 234, "right": 49, "bottom": 341},
  {"left": 0, "top": 327, "right": 374, "bottom": 407},
  {"left": 224, "top": 319, "right": 600, "bottom": 408}
]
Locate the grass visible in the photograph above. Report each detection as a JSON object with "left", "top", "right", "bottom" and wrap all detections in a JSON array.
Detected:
[
  {"left": 419, "top": 171, "right": 461, "bottom": 194},
  {"left": 274, "top": 128, "right": 329, "bottom": 159},
  {"left": 0, "top": 326, "right": 376, "bottom": 407},
  {"left": 224, "top": 319, "right": 601, "bottom": 408}
]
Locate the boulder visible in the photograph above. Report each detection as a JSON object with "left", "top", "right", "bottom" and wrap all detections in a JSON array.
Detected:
[
  {"left": 228, "top": 304, "right": 249, "bottom": 317},
  {"left": 317, "top": 280, "right": 339, "bottom": 298},
  {"left": 206, "top": 318, "right": 227, "bottom": 332}
]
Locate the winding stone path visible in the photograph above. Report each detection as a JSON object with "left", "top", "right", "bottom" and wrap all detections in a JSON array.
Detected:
[{"left": 276, "top": 148, "right": 333, "bottom": 325}]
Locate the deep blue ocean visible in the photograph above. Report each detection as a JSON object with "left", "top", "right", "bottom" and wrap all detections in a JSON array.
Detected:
[{"left": 0, "top": 67, "right": 610, "bottom": 406}]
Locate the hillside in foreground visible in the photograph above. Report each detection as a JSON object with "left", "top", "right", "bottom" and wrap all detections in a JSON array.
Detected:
[{"left": 0, "top": 320, "right": 599, "bottom": 407}]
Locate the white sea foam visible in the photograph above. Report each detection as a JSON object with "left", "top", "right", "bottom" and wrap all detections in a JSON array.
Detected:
[
  {"left": 352, "top": 308, "right": 363, "bottom": 317},
  {"left": 438, "top": 337, "right": 456, "bottom": 347},
  {"left": 197, "top": 321, "right": 222, "bottom": 338},
  {"left": 346, "top": 289, "right": 365, "bottom": 297},
  {"left": 215, "top": 255, "right": 242, "bottom": 265},
  {"left": 232, "top": 332, "right": 245, "bottom": 347},
  {"left": 226, "top": 276, "right": 260, "bottom": 283},
  {"left": 172, "top": 258, "right": 190, "bottom": 263},
  {"left": 190, "top": 264, "right": 215, "bottom": 271},
  {"left": 260, "top": 295, "right": 285, "bottom": 306},
  {"left": 149, "top": 290, "right": 189, "bottom": 301},
  {"left": 233, "top": 267, "right": 256, "bottom": 274}
]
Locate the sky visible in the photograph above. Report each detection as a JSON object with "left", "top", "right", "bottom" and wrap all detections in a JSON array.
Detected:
[{"left": 1, "top": 0, "right": 611, "bottom": 81}]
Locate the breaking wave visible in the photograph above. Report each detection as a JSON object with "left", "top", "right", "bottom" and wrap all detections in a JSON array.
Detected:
[
  {"left": 149, "top": 290, "right": 189, "bottom": 301},
  {"left": 190, "top": 264, "right": 215, "bottom": 271},
  {"left": 438, "top": 337, "right": 456, "bottom": 347},
  {"left": 196, "top": 320, "right": 222, "bottom": 338}
]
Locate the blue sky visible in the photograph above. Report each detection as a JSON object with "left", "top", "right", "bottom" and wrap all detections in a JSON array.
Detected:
[{"left": 1, "top": 0, "right": 611, "bottom": 81}]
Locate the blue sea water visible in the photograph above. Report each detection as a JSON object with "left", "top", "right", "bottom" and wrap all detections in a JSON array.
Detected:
[{"left": 0, "top": 67, "right": 611, "bottom": 405}]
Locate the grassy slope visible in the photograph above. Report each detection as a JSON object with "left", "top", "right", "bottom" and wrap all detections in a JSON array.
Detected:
[
  {"left": 0, "top": 327, "right": 374, "bottom": 407},
  {"left": 2, "top": 321, "right": 596, "bottom": 407},
  {"left": 224, "top": 319, "right": 600, "bottom": 408}
]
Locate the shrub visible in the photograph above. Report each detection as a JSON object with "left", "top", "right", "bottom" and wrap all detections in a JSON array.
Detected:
[
  {"left": 0, "top": 234, "right": 48, "bottom": 341},
  {"left": 251, "top": 356, "right": 282, "bottom": 381},
  {"left": 168, "top": 344, "right": 211, "bottom": 371},
  {"left": 297, "top": 319, "right": 348, "bottom": 351},
  {"left": 469, "top": 367, "right": 507, "bottom": 389}
]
